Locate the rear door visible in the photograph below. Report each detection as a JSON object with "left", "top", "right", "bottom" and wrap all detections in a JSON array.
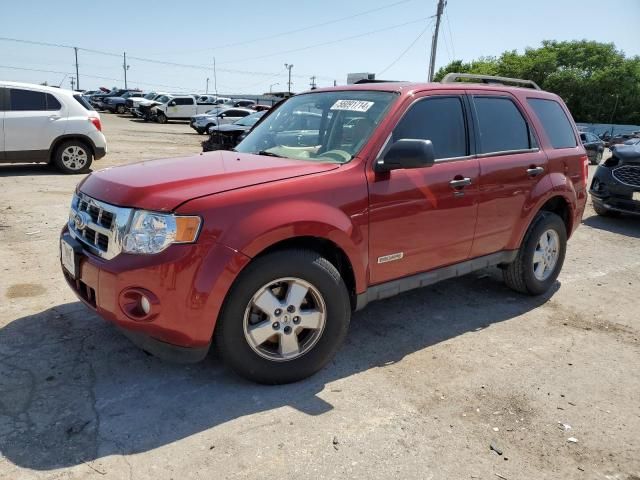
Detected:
[
  {"left": 4, "top": 88, "right": 67, "bottom": 161},
  {"left": 367, "top": 93, "right": 480, "bottom": 284},
  {"left": 467, "top": 92, "right": 548, "bottom": 257}
]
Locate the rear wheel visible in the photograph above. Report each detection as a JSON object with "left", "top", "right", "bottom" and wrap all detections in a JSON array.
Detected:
[
  {"left": 590, "top": 151, "right": 603, "bottom": 165},
  {"left": 53, "top": 140, "right": 93, "bottom": 174},
  {"left": 116, "top": 104, "right": 126, "bottom": 114},
  {"left": 503, "top": 211, "right": 566, "bottom": 295},
  {"left": 216, "top": 249, "right": 351, "bottom": 384}
]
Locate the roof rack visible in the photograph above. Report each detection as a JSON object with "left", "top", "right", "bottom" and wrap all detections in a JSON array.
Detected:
[{"left": 441, "top": 73, "right": 541, "bottom": 90}]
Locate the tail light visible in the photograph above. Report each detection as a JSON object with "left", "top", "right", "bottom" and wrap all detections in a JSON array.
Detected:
[
  {"left": 581, "top": 154, "right": 589, "bottom": 184},
  {"left": 89, "top": 117, "right": 102, "bottom": 132}
]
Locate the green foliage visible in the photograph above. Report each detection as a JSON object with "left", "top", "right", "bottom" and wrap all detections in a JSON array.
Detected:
[{"left": 434, "top": 40, "right": 640, "bottom": 124}]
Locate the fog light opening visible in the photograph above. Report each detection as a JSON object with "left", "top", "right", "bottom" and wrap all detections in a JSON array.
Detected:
[{"left": 119, "top": 288, "right": 159, "bottom": 321}]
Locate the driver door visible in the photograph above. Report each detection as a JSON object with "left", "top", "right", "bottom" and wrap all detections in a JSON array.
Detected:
[{"left": 367, "top": 94, "right": 480, "bottom": 285}]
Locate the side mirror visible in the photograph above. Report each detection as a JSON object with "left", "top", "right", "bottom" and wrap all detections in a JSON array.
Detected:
[
  {"left": 374, "top": 139, "right": 435, "bottom": 173},
  {"left": 168, "top": 101, "right": 176, "bottom": 107}
]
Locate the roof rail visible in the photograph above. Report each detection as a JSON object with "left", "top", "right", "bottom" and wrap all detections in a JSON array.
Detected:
[{"left": 441, "top": 73, "right": 541, "bottom": 90}]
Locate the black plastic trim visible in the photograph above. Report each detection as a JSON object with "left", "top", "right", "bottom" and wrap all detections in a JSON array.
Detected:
[
  {"left": 355, "top": 250, "right": 518, "bottom": 311},
  {"left": 2, "top": 150, "right": 50, "bottom": 163},
  {"left": 118, "top": 328, "right": 211, "bottom": 364}
]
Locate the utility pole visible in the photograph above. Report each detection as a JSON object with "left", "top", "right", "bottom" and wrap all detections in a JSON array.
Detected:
[
  {"left": 206, "top": 77, "right": 209, "bottom": 94},
  {"left": 70, "top": 76, "right": 75, "bottom": 90},
  {"left": 284, "top": 63, "right": 294, "bottom": 95},
  {"left": 427, "top": 0, "right": 446, "bottom": 82},
  {"left": 74, "top": 47, "right": 80, "bottom": 91},
  {"left": 213, "top": 57, "right": 218, "bottom": 96},
  {"left": 269, "top": 82, "right": 279, "bottom": 94},
  {"left": 123, "top": 52, "right": 129, "bottom": 89},
  {"left": 309, "top": 76, "right": 317, "bottom": 89}
]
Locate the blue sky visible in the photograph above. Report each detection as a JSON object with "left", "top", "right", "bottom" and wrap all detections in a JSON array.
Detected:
[{"left": 1, "top": 0, "right": 638, "bottom": 94}]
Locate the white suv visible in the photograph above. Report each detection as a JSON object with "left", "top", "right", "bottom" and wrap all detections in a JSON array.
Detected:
[{"left": 1, "top": 81, "right": 107, "bottom": 173}]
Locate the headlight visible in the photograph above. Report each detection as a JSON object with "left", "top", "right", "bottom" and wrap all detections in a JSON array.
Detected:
[{"left": 123, "top": 211, "right": 201, "bottom": 254}]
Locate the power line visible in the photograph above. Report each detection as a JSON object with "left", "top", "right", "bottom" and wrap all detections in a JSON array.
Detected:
[
  {"left": 377, "top": 21, "right": 434, "bottom": 76},
  {"left": 146, "top": 0, "right": 416, "bottom": 55},
  {"left": 445, "top": 10, "right": 456, "bottom": 59},
  {"left": 219, "top": 17, "right": 431, "bottom": 65}
]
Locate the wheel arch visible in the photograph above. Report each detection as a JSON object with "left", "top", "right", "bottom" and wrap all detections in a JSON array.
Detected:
[
  {"left": 48, "top": 134, "right": 97, "bottom": 163},
  {"left": 251, "top": 235, "right": 359, "bottom": 311},
  {"left": 513, "top": 193, "right": 574, "bottom": 249}
]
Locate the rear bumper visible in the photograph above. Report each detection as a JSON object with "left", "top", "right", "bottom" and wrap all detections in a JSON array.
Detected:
[{"left": 60, "top": 229, "right": 251, "bottom": 363}]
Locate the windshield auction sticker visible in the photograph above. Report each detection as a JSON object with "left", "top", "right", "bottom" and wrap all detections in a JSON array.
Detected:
[{"left": 330, "top": 100, "right": 374, "bottom": 112}]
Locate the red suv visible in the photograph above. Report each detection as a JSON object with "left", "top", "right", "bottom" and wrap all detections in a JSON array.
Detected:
[{"left": 60, "top": 74, "right": 588, "bottom": 383}]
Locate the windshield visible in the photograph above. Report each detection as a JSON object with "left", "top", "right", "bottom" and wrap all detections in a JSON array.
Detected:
[
  {"left": 235, "top": 90, "right": 397, "bottom": 163},
  {"left": 235, "top": 112, "right": 265, "bottom": 127},
  {"left": 143, "top": 92, "right": 156, "bottom": 99},
  {"left": 155, "top": 95, "right": 171, "bottom": 103}
]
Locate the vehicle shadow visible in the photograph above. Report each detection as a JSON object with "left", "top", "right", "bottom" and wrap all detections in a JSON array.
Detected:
[
  {"left": 0, "top": 269, "right": 558, "bottom": 471},
  {"left": 0, "top": 164, "right": 91, "bottom": 177},
  {"left": 582, "top": 213, "right": 640, "bottom": 238}
]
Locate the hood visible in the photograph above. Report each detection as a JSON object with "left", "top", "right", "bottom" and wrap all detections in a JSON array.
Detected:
[
  {"left": 611, "top": 145, "right": 640, "bottom": 165},
  {"left": 80, "top": 150, "right": 339, "bottom": 211},
  {"left": 137, "top": 99, "right": 162, "bottom": 107}
]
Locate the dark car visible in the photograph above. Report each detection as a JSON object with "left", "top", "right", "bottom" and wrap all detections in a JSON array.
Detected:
[
  {"left": 202, "top": 111, "right": 266, "bottom": 151},
  {"left": 224, "top": 98, "right": 256, "bottom": 108},
  {"left": 590, "top": 144, "right": 640, "bottom": 216},
  {"left": 579, "top": 132, "right": 605, "bottom": 164},
  {"left": 102, "top": 91, "right": 145, "bottom": 114}
]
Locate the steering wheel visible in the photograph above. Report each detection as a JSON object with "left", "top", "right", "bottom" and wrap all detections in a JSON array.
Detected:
[{"left": 316, "top": 149, "right": 352, "bottom": 162}]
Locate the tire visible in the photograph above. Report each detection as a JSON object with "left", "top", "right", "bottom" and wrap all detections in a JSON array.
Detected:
[
  {"left": 593, "top": 200, "right": 620, "bottom": 217},
  {"left": 503, "top": 211, "right": 567, "bottom": 295},
  {"left": 216, "top": 249, "right": 351, "bottom": 384},
  {"left": 205, "top": 123, "right": 214, "bottom": 134},
  {"left": 156, "top": 112, "right": 168, "bottom": 124},
  {"left": 116, "top": 104, "right": 126, "bottom": 114},
  {"left": 53, "top": 140, "right": 93, "bottom": 174},
  {"left": 197, "top": 128, "right": 205, "bottom": 135}
]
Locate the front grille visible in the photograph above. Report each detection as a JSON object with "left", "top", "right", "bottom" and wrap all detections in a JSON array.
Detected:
[
  {"left": 68, "top": 193, "right": 132, "bottom": 260},
  {"left": 612, "top": 165, "right": 640, "bottom": 188}
]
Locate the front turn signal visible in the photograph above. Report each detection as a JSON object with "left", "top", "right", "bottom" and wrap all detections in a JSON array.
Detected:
[{"left": 175, "top": 216, "right": 202, "bottom": 243}]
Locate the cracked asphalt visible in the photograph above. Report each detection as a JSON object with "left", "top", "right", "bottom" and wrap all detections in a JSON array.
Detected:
[{"left": 1, "top": 114, "right": 639, "bottom": 479}]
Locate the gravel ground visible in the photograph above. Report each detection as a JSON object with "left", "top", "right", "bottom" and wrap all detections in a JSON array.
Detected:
[{"left": 0, "top": 113, "right": 638, "bottom": 480}]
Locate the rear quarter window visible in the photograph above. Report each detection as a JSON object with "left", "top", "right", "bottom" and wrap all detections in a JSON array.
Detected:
[
  {"left": 527, "top": 98, "right": 577, "bottom": 149},
  {"left": 74, "top": 95, "right": 95, "bottom": 111}
]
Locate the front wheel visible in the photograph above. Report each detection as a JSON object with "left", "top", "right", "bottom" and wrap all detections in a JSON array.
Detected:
[
  {"left": 503, "top": 211, "right": 567, "bottom": 295},
  {"left": 216, "top": 249, "right": 351, "bottom": 384},
  {"left": 116, "top": 104, "right": 126, "bottom": 114},
  {"left": 53, "top": 140, "right": 93, "bottom": 174},
  {"left": 156, "top": 112, "right": 168, "bottom": 124},
  {"left": 591, "top": 151, "right": 603, "bottom": 165}
]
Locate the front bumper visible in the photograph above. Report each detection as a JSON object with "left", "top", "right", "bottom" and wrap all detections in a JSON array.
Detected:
[
  {"left": 590, "top": 164, "right": 640, "bottom": 215},
  {"left": 60, "top": 229, "right": 251, "bottom": 363}
]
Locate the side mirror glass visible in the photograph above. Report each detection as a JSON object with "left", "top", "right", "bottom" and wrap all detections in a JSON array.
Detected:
[
  {"left": 375, "top": 139, "right": 435, "bottom": 173},
  {"left": 168, "top": 101, "right": 176, "bottom": 106}
]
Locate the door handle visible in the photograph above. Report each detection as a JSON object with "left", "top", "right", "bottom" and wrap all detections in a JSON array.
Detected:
[
  {"left": 449, "top": 177, "right": 472, "bottom": 188},
  {"left": 48, "top": 115, "right": 61, "bottom": 121},
  {"left": 527, "top": 166, "right": 545, "bottom": 177}
]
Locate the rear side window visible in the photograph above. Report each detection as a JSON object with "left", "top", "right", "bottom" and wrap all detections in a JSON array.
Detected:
[
  {"left": 10, "top": 89, "right": 47, "bottom": 111},
  {"left": 174, "top": 97, "right": 194, "bottom": 105},
  {"left": 393, "top": 96, "right": 467, "bottom": 160},
  {"left": 46, "top": 94, "right": 61, "bottom": 111},
  {"left": 527, "top": 98, "right": 577, "bottom": 149},
  {"left": 74, "top": 94, "right": 95, "bottom": 111},
  {"left": 473, "top": 97, "right": 534, "bottom": 153}
]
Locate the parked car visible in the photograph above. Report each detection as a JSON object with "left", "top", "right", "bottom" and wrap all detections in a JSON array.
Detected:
[
  {"left": 131, "top": 93, "right": 171, "bottom": 119},
  {"left": 189, "top": 107, "right": 254, "bottom": 134},
  {"left": 126, "top": 91, "right": 165, "bottom": 114},
  {"left": 60, "top": 74, "right": 587, "bottom": 383},
  {"left": 102, "top": 91, "right": 146, "bottom": 114},
  {"left": 203, "top": 111, "right": 266, "bottom": 150},
  {"left": 151, "top": 95, "right": 223, "bottom": 123},
  {"left": 90, "top": 89, "right": 136, "bottom": 109},
  {"left": 1, "top": 81, "right": 106, "bottom": 173},
  {"left": 253, "top": 104, "right": 272, "bottom": 112},
  {"left": 223, "top": 98, "right": 256, "bottom": 108},
  {"left": 579, "top": 131, "right": 605, "bottom": 164},
  {"left": 590, "top": 144, "right": 640, "bottom": 216}
]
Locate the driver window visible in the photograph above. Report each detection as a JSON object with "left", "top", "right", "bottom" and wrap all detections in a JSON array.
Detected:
[{"left": 393, "top": 96, "right": 467, "bottom": 160}]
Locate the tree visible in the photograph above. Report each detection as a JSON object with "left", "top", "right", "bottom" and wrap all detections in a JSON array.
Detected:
[{"left": 434, "top": 40, "right": 640, "bottom": 124}]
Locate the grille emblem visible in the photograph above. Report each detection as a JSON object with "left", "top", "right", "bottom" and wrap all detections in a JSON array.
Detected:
[{"left": 73, "top": 211, "right": 91, "bottom": 231}]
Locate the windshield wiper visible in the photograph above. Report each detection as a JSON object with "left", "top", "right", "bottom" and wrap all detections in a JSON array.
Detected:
[{"left": 256, "top": 150, "right": 284, "bottom": 158}]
